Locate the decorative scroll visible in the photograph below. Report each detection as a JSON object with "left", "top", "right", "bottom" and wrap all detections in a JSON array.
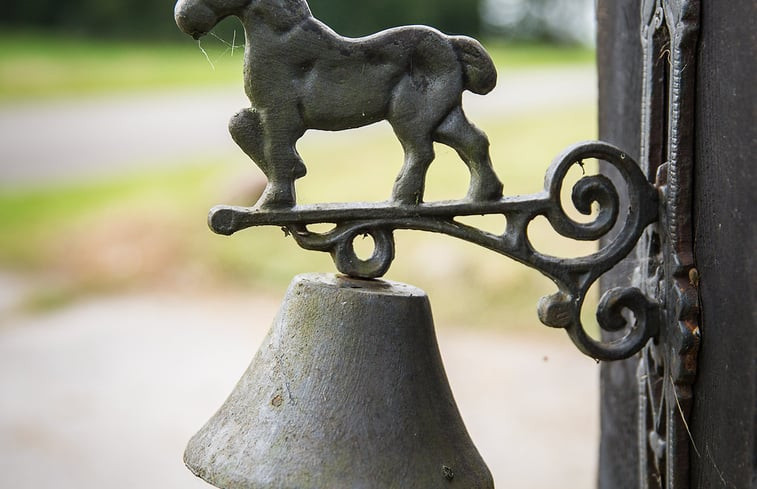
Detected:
[
  {"left": 172, "top": 0, "right": 708, "bottom": 486},
  {"left": 210, "top": 141, "right": 661, "bottom": 362},
  {"left": 174, "top": 0, "right": 665, "bottom": 362},
  {"left": 637, "top": 1, "right": 701, "bottom": 487}
]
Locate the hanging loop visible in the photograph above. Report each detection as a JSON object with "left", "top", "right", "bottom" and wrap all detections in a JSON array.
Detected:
[{"left": 330, "top": 227, "right": 395, "bottom": 279}]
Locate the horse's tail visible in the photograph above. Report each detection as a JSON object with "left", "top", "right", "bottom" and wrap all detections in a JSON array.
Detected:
[{"left": 451, "top": 36, "right": 497, "bottom": 95}]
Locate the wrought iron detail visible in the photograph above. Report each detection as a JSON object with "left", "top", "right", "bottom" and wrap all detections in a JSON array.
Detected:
[
  {"left": 637, "top": 1, "right": 701, "bottom": 487},
  {"left": 173, "top": 0, "right": 684, "bottom": 364},
  {"left": 173, "top": 0, "right": 709, "bottom": 487},
  {"left": 210, "top": 141, "right": 660, "bottom": 361}
]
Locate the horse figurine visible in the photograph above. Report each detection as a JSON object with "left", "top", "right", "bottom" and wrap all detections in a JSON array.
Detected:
[{"left": 175, "top": 0, "right": 504, "bottom": 209}]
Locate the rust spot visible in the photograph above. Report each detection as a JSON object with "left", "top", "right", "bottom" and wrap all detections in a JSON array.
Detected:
[
  {"left": 271, "top": 394, "right": 284, "bottom": 407},
  {"left": 688, "top": 267, "right": 699, "bottom": 287}
]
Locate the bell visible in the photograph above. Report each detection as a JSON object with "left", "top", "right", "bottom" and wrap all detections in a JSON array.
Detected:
[{"left": 185, "top": 273, "right": 493, "bottom": 488}]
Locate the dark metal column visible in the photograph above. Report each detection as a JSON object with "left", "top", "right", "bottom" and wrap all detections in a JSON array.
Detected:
[
  {"left": 598, "top": 1, "right": 756, "bottom": 488},
  {"left": 597, "top": 2, "right": 644, "bottom": 487},
  {"left": 690, "top": 1, "right": 757, "bottom": 487}
]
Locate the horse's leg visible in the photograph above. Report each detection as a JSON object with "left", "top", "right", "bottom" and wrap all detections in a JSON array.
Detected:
[
  {"left": 256, "top": 111, "right": 306, "bottom": 209},
  {"left": 230, "top": 107, "right": 302, "bottom": 208},
  {"left": 229, "top": 108, "right": 267, "bottom": 175},
  {"left": 434, "top": 106, "right": 503, "bottom": 202},
  {"left": 391, "top": 135, "right": 436, "bottom": 205}
]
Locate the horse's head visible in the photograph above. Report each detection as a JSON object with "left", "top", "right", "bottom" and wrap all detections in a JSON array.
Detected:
[{"left": 175, "top": 0, "right": 250, "bottom": 39}]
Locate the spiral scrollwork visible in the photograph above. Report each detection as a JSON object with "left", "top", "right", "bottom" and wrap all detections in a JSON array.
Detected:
[
  {"left": 206, "top": 141, "right": 660, "bottom": 360},
  {"left": 289, "top": 223, "right": 395, "bottom": 279},
  {"left": 529, "top": 142, "right": 661, "bottom": 360},
  {"left": 539, "top": 286, "right": 661, "bottom": 361},
  {"left": 543, "top": 152, "right": 619, "bottom": 241}
]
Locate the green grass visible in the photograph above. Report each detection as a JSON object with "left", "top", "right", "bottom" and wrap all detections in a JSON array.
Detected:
[
  {"left": 0, "top": 31, "right": 243, "bottom": 100},
  {"left": 0, "top": 160, "right": 224, "bottom": 268},
  {"left": 484, "top": 40, "right": 595, "bottom": 68},
  {"left": 0, "top": 104, "right": 599, "bottom": 329},
  {"left": 0, "top": 31, "right": 593, "bottom": 101}
]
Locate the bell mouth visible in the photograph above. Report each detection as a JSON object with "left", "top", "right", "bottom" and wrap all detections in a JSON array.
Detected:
[{"left": 184, "top": 273, "right": 493, "bottom": 489}]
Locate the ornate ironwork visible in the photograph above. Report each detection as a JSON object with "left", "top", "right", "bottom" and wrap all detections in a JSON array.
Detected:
[
  {"left": 173, "top": 0, "right": 709, "bottom": 487},
  {"left": 210, "top": 141, "right": 661, "bottom": 362},
  {"left": 176, "top": 0, "right": 503, "bottom": 210},
  {"left": 173, "top": 0, "right": 666, "bottom": 363},
  {"left": 636, "top": 0, "right": 701, "bottom": 487}
]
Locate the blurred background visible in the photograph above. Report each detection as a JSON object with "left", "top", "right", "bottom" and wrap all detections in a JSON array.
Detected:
[{"left": 0, "top": 0, "right": 603, "bottom": 487}]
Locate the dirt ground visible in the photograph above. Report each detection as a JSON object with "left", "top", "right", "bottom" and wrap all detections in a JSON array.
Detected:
[
  {"left": 0, "top": 66, "right": 600, "bottom": 487},
  {"left": 0, "top": 281, "right": 599, "bottom": 488}
]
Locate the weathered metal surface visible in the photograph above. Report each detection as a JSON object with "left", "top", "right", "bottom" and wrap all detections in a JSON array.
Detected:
[
  {"left": 688, "top": 1, "right": 756, "bottom": 487},
  {"left": 172, "top": 0, "right": 713, "bottom": 487},
  {"left": 636, "top": 1, "right": 701, "bottom": 487},
  {"left": 175, "top": 0, "right": 664, "bottom": 362},
  {"left": 210, "top": 141, "right": 661, "bottom": 361},
  {"left": 175, "top": 0, "right": 503, "bottom": 209},
  {"left": 184, "top": 273, "right": 493, "bottom": 489},
  {"left": 596, "top": 0, "right": 645, "bottom": 484}
]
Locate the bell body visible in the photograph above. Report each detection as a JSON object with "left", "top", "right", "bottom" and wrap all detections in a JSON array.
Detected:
[{"left": 185, "top": 273, "right": 493, "bottom": 489}]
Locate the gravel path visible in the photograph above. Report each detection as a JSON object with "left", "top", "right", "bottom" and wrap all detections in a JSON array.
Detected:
[
  {"left": 0, "top": 288, "right": 598, "bottom": 489},
  {"left": 0, "top": 67, "right": 596, "bottom": 187}
]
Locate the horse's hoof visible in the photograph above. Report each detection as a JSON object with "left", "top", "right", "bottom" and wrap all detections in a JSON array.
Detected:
[
  {"left": 254, "top": 187, "right": 296, "bottom": 210},
  {"left": 255, "top": 197, "right": 296, "bottom": 210},
  {"left": 467, "top": 181, "right": 503, "bottom": 202},
  {"left": 293, "top": 161, "right": 307, "bottom": 179},
  {"left": 391, "top": 192, "right": 423, "bottom": 206}
]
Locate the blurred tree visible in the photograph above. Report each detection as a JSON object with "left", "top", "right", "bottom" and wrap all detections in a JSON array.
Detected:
[
  {"left": 0, "top": 0, "right": 483, "bottom": 39},
  {"left": 482, "top": 0, "right": 595, "bottom": 45},
  {"left": 310, "top": 0, "right": 482, "bottom": 37},
  {"left": 1, "top": 0, "right": 595, "bottom": 44},
  {"left": 1, "top": 0, "right": 177, "bottom": 38}
]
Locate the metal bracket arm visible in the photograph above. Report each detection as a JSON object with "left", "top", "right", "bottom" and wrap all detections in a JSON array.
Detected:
[
  {"left": 209, "top": 141, "right": 661, "bottom": 361},
  {"left": 173, "top": 0, "right": 704, "bottom": 485}
]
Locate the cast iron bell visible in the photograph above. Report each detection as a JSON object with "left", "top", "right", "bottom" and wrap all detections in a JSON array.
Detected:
[{"left": 185, "top": 273, "right": 492, "bottom": 488}]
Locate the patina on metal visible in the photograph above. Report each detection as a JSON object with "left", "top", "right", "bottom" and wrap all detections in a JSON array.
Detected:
[
  {"left": 175, "top": 0, "right": 503, "bottom": 209},
  {"left": 173, "top": 0, "right": 701, "bottom": 487},
  {"left": 635, "top": 1, "right": 701, "bottom": 487},
  {"left": 211, "top": 141, "right": 661, "bottom": 361},
  {"left": 174, "top": 0, "right": 663, "bottom": 363},
  {"left": 184, "top": 274, "right": 493, "bottom": 489}
]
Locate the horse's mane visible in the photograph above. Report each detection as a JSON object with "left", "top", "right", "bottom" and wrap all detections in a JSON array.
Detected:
[
  {"left": 242, "top": 0, "right": 313, "bottom": 31},
  {"left": 248, "top": 0, "right": 311, "bottom": 16}
]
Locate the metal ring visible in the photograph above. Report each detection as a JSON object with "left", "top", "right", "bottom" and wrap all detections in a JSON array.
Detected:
[{"left": 331, "top": 227, "right": 395, "bottom": 279}]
